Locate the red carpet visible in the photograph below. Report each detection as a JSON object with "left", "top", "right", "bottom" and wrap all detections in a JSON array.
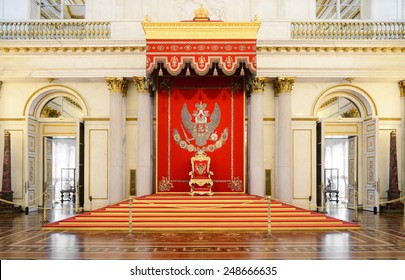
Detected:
[{"left": 43, "top": 194, "right": 360, "bottom": 231}]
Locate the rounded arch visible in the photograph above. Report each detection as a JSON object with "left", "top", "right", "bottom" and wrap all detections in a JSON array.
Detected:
[
  {"left": 23, "top": 84, "right": 89, "bottom": 117},
  {"left": 312, "top": 84, "right": 378, "bottom": 118}
]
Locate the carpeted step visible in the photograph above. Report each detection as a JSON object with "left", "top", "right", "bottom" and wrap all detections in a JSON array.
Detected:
[{"left": 43, "top": 194, "right": 360, "bottom": 231}]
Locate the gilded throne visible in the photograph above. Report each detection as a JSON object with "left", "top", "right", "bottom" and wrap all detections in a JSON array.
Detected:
[{"left": 189, "top": 151, "right": 213, "bottom": 196}]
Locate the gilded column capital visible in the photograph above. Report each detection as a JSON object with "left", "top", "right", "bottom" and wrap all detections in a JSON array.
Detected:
[
  {"left": 105, "top": 77, "right": 128, "bottom": 96},
  {"left": 250, "top": 77, "right": 270, "bottom": 93},
  {"left": 399, "top": 80, "right": 405, "bottom": 97},
  {"left": 133, "top": 76, "right": 151, "bottom": 94},
  {"left": 272, "top": 77, "right": 296, "bottom": 97}
]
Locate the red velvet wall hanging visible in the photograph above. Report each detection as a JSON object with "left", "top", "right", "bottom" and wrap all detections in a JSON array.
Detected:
[{"left": 156, "top": 76, "right": 245, "bottom": 194}]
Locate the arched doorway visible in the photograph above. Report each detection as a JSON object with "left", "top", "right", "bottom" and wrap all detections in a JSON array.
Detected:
[
  {"left": 313, "top": 85, "right": 379, "bottom": 213},
  {"left": 24, "top": 85, "right": 87, "bottom": 212}
]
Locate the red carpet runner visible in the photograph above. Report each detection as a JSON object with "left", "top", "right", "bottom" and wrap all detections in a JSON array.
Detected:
[{"left": 43, "top": 194, "right": 360, "bottom": 231}]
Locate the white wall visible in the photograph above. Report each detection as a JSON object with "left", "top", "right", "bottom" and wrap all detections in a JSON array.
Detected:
[
  {"left": 362, "top": 0, "right": 404, "bottom": 20},
  {"left": 1, "top": 0, "right": 28, "bottom": 19}
]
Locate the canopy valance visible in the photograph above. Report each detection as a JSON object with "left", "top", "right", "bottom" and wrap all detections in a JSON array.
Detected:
[{"left": 142, "top": 15, "right": 261, "bottom": 76}]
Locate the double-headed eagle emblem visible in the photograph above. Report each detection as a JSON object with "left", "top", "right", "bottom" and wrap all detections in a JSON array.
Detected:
[{"left": 173, "top": 101, "right": 228, "bottom": 153}]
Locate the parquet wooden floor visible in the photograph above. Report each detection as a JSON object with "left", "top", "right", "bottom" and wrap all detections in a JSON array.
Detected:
[{"left": 0, "top": 203, "right": 404, "bottom": 260}]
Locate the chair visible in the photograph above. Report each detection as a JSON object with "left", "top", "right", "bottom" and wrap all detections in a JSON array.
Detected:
[{"left": 189, "top": 151, "right": 213, "bottom": 196}]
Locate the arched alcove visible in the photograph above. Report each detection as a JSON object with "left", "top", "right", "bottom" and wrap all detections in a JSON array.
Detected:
[
  {"left": 312, "top": 84, "right": 378, "bottom": 118},
  {"left": 23, "top": 85, "right": 88, "bottom": 118}
]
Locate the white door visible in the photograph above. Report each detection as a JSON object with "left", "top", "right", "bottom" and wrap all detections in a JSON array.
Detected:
[
  {"left": 26, "top": 117, "right": 39, "bottom": 209},
  {"left": 76, "top": 120, "right": 85, "bottom": 212},
  {"left": 363, "top": 118, "right": 379, "bottom": 212},
  {"left": 43, "top": 136, "right": 54, "bottom": 208},
  {"left": 347, "top": 136, "right": 358, "bottom": 209}
]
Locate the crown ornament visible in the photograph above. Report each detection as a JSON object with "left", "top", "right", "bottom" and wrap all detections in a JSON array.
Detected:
[{"left": 193, "top": 4, "right": 210, "bottom": 21}]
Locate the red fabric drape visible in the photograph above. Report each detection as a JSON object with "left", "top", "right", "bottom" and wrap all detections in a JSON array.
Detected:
[{"left": 156, "top": 77, "right": 245, "bottom": 193}]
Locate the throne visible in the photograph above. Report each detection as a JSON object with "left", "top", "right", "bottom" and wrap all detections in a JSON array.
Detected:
[{"left": 189, "top": 151, "right": 213, "bottom": 196}]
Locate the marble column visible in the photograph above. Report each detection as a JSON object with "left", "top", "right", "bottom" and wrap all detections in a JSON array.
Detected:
[
  {"left": 105, "top": 77, "right": 128, "bottom": 204},
  {"left": 248, "top": 77, "right": 268, "bottom": 197},
  {"left": 134, "top": 77, "right": 153, "bottom": 197},
  {"left": 273, "top": 77, "right": 295, "bottom": 204},
  {"left": 399, "top": 80, "right": 405, "bottom": 202}
]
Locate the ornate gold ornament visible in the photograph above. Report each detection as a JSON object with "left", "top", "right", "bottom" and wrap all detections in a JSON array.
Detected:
[
  {"left": 173, "top": 101, "right": 228, "bottom": 153},
  {"left": 105, "top": 77, "right": 128, "bottom": 96},
  {"left": 272, "top": 77, "right": 296, "bottom": 97},
  {"left": 250, "top": 77, "right": 269, "bottom": 93},
  {"left": 193, "top": 5, "right": 210, "bottom": 21},
  {"left": 133, "top": 76, "right": 151, "bottom": 93},
  {"left": 228, "top": 177, "right": 243, "bottom": 191},
  {"left": 399, "top": 80, "right": 405, "bottom": 97},
  {"left": 41, "top": 105, "right": 61, "bottom": 118},
  {"left": 158, "top": 177, "right": 174, "bottom": 192}
]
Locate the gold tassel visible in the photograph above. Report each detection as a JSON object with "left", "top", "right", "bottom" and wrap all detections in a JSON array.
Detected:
[{"left": 213, "top": 65, "right": 218, "bottom": 76}]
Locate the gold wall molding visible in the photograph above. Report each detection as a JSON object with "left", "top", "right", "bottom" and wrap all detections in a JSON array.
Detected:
[
  {"left": 399, "top": 80, "right": 405, "bottom": 97},
  {"left": 272, "top": 77, "right": 296, "bottom": 97},
  {"left": 105, "top": 77, "right": 128, "bottom": 96},
  {"left": 0, "top": 46, "right": 146, "bottom": 54},
  {"left": 82, "top": 117, "right": 110, "bottom": 122},
  {"left": 257, "top": 46, "right": 405, "bottom": 53},
  {"left": 379, "top": 117, "right": 401, "bottom": 121},
  {"left": 0, "top": 118, "right": 25, "bottom": 121}
]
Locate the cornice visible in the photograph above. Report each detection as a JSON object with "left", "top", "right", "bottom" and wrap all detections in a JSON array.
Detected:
[
  {"left": 0, "top": 46, "right": 146, "bottom": 54},
  {"left": 257, "top": 46, "right": 405, "bottom": 53},
  {"left": 142, "top": 20, "right": 261, "bottom": 40}
]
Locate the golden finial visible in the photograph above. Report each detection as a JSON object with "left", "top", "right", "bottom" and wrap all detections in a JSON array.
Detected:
[
  {"left": 47, "top": 78, "right": 55, "bottom": 83},
  {"left": 345, "top": 77, "right": 355, "bottom": 83},
  {"left": 254, "top": 15, "right": 259, "bottom": 22},
  {"left": 143, "top": 15, "right": 149, "bottom": 22},
  {"left": 193, "top": 4, "right": 210, "bottom": 21}
]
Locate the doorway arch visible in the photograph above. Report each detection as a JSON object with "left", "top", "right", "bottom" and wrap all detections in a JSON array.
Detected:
[
  {"left": 313, "top": 84, "right": 379, "bottom": 213},
  {"left": 24, "top": 85, "right": 87, "bottom": 211}
]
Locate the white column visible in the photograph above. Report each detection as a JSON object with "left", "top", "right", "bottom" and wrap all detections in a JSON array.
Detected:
[
  {"left": 134, "top": 77, "right": 153, "bottom": 197},
  {"left": 399, "top": 80, "right": 405, "bottom": 198},
  {"left": 273, "top": 77, "right": 295, "bottom": 204},
  {"left": 248, "top": 77, "right": 268, "bottom": 197},
  {"left": 105, "top": 77, "right": 128, "bottom": 204}
]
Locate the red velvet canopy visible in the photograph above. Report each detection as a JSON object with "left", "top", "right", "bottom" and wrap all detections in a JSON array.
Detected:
[
  {"left": 142, "top": 16, "right": 261, "bottom": 77},
  {"left": 146, "top": 39, "right": 257, "bottom": 76}
]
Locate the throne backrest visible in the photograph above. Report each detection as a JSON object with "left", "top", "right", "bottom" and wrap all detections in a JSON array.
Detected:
[{"left": 190, "top": 152, "right": 211, "bottom": 179}]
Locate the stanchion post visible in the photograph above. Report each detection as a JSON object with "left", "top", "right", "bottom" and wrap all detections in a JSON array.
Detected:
[
  {"left": 89, "top": 196, "right": 92, "bottom": 212},
  {"left": 321, "top": 184, "right": 327, "bottom": 214},
  {"left": 41, "top": 190, "right": 49, "bottom": 224},
  {"left": 403, "top": 198, "right": 405, "bottom": 234},
  {"left": 352, "top": 190, "right": 360, "bottom": 223},
  {"left": 126, "top": 196, "right": 134, "bottom": 239},
  {"left": 266, "top": 196, "right": 272, "bottom": 238}
]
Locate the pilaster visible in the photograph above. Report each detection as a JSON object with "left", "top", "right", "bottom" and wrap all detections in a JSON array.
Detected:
[
  {"left": 105, "top": 77, "right": 128, "bottom": 204},
  {"left": 273, "top": 77, "right": 295, "bottom": 204},
  {"left": 248, "top": 77, "right": 269, "bottom": 196},
  {"left": 134, "top": 76, "right": 153, "bottom": 197}
]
